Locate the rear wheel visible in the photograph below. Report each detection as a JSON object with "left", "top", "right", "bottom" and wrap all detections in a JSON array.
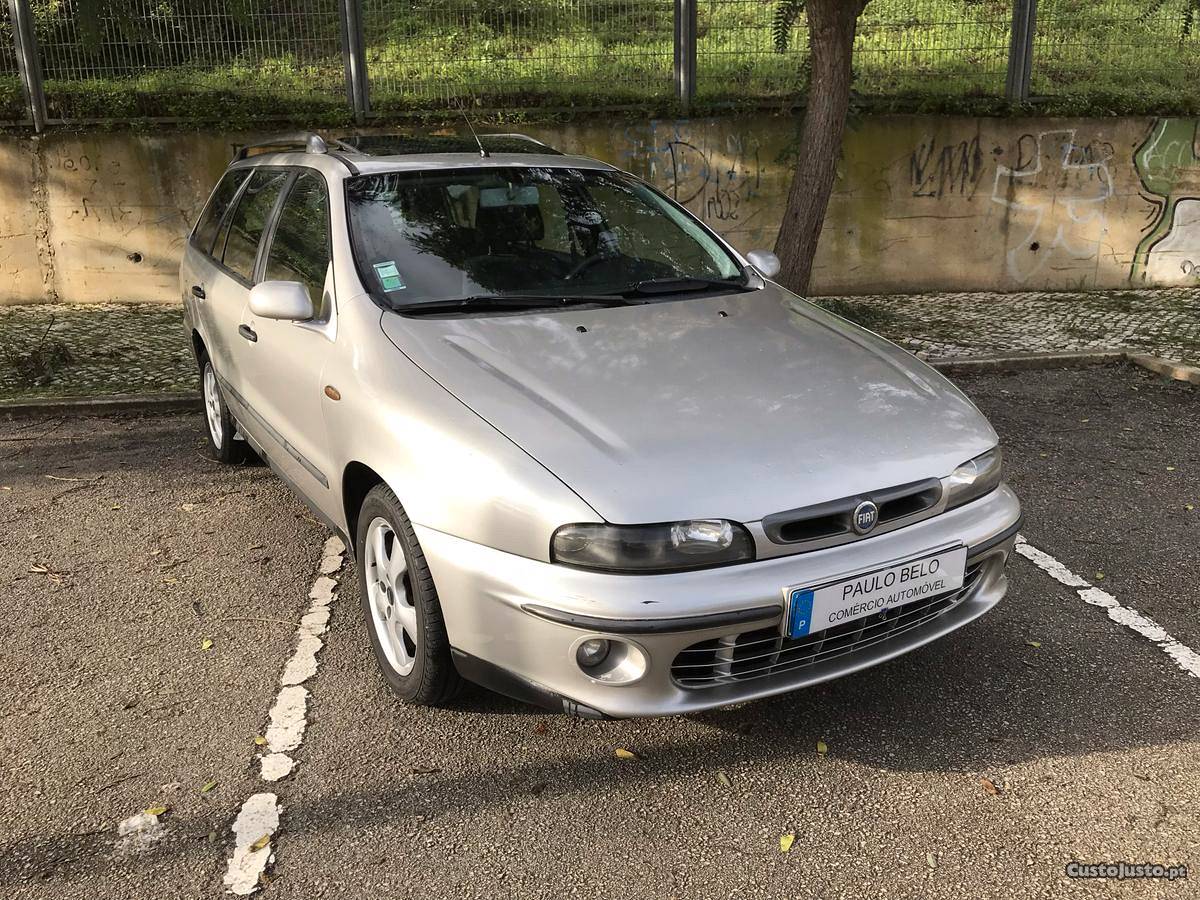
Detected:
[
  {"left": 199, "top": 355, "right": 246, "bottom": 464},
  {"left": 357, "top": 484, "right": 461, "bottom": 706}
]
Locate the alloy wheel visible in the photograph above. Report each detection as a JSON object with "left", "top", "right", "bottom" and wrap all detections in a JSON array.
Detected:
[
  {"left": 364, "top": 516, "right": 418, "bottom": 676},
  {"left": 202, "top": 363, "right": 224, "bottom": 447}
]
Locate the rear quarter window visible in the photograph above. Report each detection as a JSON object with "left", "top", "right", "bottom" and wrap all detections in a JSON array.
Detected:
[{"left": 192, "top": 170, "right": 250, "bottom": 257}]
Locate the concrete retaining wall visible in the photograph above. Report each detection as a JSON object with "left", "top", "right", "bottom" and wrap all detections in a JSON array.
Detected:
[{"left": 2, "top": 114, "right": 1198, "bottom": 305}]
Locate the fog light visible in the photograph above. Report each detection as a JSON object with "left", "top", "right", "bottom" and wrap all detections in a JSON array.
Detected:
[{"left": 576, "top": 638, "right": 611, "bottom": 668}]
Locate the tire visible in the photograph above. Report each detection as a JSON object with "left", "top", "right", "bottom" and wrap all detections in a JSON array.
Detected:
[
  {"left": 356, "top": 484, "right": 461, "bottom": 706},
  {"left": 199, "top": 353, "right": 247, "bottom": 464}
]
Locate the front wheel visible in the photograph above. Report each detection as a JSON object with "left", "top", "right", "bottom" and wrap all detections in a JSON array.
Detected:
[
  {"left": 356, "top": 484, "right": 461, "bottom": 706},
  {"left": 200, "top": 356, "right": 247, "bottom": 464}
]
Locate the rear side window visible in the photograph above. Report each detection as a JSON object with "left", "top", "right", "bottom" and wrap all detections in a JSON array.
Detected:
[
  {"left": 264, "top": 171, "right": 332, "bottom": 318},
  {"left": 221, "top": 170, "right": 290, "bottom": 282},
  {"left": 192, "top": 170, "right": 249, "bottom": 256}
]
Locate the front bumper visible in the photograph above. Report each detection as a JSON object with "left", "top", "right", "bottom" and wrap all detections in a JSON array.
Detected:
[{"left": 420, "top": 484, "right": 1021, "bottom": 718}]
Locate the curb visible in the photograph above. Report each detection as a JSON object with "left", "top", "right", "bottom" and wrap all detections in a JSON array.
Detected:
[
  {"left": 0, "top": 391, "right": 200, "bottom": 419},
  {"left": 926, "top": 349, "right": 1127, "bottom": 374},
  {"left": 0, "top": 350, "right": 1196, "bottom": 418},
  {"left": 1124, "top": 353, "right": 1200, "bottom": 386}
]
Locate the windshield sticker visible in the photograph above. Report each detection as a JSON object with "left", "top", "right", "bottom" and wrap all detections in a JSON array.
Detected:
[{"left": 372, "top": 261, "right": 406, "bottom": 292}]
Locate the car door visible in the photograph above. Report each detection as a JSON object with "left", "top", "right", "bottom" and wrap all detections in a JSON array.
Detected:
[
  {"left": 183, "top": 168, "right": 251, "bottom": 384},
  {"left": 209, "top": 167, "right": 292, "bottom": 433},
  {"left": 236, "top": 169, "right": 340, "bottom": 521}
]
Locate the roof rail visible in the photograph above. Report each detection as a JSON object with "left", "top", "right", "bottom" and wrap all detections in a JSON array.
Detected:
[
  {"left": 333, "top": 132, "right": 561, "bottom": 157},
  {"left": 233, "top": 132, "right": 328, "bottom": 161}
]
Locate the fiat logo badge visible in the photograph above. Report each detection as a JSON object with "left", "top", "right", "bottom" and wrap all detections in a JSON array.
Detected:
[{"left": 852, "top": 500, "right": 879, "bottom": 535}]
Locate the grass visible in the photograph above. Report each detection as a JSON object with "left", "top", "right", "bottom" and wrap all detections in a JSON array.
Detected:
[{"left": 8, "top": 0, "right": 1200, "bottom": 126}]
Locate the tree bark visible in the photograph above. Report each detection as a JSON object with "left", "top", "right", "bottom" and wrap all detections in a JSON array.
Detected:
[{"left": 773, "top": 0, "right": 866, "bottom": 296}]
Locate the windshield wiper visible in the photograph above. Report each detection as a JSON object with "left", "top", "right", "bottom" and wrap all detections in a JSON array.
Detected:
[
  {"left": 617, "top": 276, "right": 750, "bottom": 297},
  {"left": 396, "top": 294, "right": 635, "bottom": 316}
]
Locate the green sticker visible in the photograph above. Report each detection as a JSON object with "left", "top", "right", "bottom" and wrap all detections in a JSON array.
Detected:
[{"left": 373, "top": 261, "right": 406, "bottom": 292}]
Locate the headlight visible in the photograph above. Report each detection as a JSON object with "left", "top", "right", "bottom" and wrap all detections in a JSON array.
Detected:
[
  {"left": 944, "top": 447, "right": 1003, "bottom": 510},
  {"left": 551, "top": 519, "right": 755, "bottom": 574}
]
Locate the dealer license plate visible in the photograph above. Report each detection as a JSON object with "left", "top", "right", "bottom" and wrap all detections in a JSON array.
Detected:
[{"left": 783, "top": 545, "right": 967, "bottom": 639}]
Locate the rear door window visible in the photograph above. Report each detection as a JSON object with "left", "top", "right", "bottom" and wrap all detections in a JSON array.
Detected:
[
  {"left": 263, "top": 171, "right": 332, "bottom": 318},
  {"left": 192, "top": 169, "right": 249, "bottom": 257},
  {"left": 221, "top": 170, "right": 290, "bottom": 282}
]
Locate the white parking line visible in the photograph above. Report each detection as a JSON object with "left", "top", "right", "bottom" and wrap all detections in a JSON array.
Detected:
[
  {"left": 1015, "top": 535, "right": 1200, "bottom": 679},
  {"left": 222, "top": 536, "right": 346, "bottom": 895}
]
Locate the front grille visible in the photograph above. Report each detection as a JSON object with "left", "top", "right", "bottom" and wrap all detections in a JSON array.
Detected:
[
  {"left": 762, "top": 478, "right": 943, "bottom": 546},
  {"left": 671, "top": 562, "right": 982, "bottom": 689}
]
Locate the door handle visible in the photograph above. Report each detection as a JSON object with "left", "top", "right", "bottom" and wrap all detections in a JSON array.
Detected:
[
  {"left": 238, "top": 324, "right": 258, "bottom": 343},
  {"left": 191, "top": 284, "right": 206, "bottom": 299}
]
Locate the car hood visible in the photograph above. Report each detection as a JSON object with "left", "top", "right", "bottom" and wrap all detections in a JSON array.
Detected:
[{"left": 380, "top": 285, "right": 998, "bottom": 525}]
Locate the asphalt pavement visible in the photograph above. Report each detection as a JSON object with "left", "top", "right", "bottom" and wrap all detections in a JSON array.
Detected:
[{"left": 1, "top": 363, "right": 1196, "bottom": 899}]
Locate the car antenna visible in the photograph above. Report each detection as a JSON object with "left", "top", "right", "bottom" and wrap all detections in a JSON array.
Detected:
[{"left": 461, "top": 112, "right": 489, "bottom": 159}]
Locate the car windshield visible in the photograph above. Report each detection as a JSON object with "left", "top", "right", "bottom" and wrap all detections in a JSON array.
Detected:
[{"left": 345, "top": 166, "right": 745, "bottom": 310}]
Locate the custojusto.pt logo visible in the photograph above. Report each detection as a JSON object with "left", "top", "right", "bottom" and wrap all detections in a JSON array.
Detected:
[{"left": 1066, "top": 861, "right": 1187, "bottom": 881}]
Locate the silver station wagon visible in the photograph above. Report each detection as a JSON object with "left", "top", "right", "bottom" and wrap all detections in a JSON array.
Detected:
[{"left": 181, "top": 132, "right": 1022, "bottom": 718}]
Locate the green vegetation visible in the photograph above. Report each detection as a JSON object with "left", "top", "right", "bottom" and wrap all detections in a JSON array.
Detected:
[{"left": 5, "top": 0, "right": 1200, "bottom": 126}]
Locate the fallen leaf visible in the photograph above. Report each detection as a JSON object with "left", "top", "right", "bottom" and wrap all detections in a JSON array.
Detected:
[
  {"left": 250, "top": 834, "right": 271, "bottom": 852},
  {"left": 816, "top": 739, "right": 828, "bottom": 755},
  {"left": 200, "top": 780, "right": 218, "bottom": 793},
  {"left": 927, "top": 852, "right": 937, "bottom": 868},
  {"left": 1186, "top": 504, "right": 1195, "bottom": 512},
  {"left": 180, "top": 503, "right": 196, "bottom": 512},
  {"left": 1167, "top": 466, "right": 1176, "bottom": 472},
  {"left": 144, "top": 805, "right": 169, "bottom": 816},
  {"left": 200, "top": 637, "right": 214, "bottom": 651},
  {"left": 149, "top": 549, "right": 163, "bottom": 557},
  {"left": 162, "top": 577, "right": 179, "bottom": 585},
  {"left": 716, "top": 770, "right": 732, "bottom": 787},
  {"left": 1025, "top": 640, "right": 1042, "bottom": 648},
  {"left": 1, "top": 485, "right": 12, "bottom": 491},
  {"left": 110, "top": 504, "right": 121, "bottom": 511},
  {"left": 614, "top": 748, "right": 638, "bottom": 760},
  {"left": 980, "top": 777, "right": 1001, "bottom": 796},
  {"left": 1095, "top": 572, "right": 1105, "bottom": 581},
  {"left": 780, "top": 832, "right": 795, "bottom": 853},
  {"left": 533, "top": 721, "right": 547, "bottom": 735},
  {"left": 253, "top": 735, "right": 268, "bottom": 747}
]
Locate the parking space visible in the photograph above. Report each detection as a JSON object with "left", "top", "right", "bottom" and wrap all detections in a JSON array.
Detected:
[{"left": 1, "top": 364, "right": 1196, "bottom": 898}]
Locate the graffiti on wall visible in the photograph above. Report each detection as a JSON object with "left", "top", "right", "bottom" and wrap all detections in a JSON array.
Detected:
[
  {"left": 619, "top": 122, "right": 768, "bottom": 236},
  {"left": 1132, "top": 118, "right": 1200, "bottom": 284},
  {"left": 989, "top": 130, "right": 1114, "bottom": 284},
  {"left": 909, "top": 133, "right": 986, "bottom": 200}
]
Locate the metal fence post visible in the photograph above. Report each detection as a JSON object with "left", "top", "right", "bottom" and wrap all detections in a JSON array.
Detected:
[
  {"left": 1005, "top": 0, "right": 1039, "bottom": 102},
  {"left": 674, "top": 0, "right": 696, "bottom": 113},
  {"left": 7, "top": 0, "right": 46, "bottom": 131},
  {"left": 339, "top": 0, "right": 370, "bottom": 124}
]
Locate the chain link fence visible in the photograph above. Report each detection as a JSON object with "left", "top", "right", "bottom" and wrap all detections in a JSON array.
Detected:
[
  {"left": 1032, "top": 0, "right": 1200, "bottom": 104},
  {"left": 1, "top": 0, "right": 1198, "bottom": 127},
  {"left": 361, "top": 0, "right": 673, "bottom": 112},
  {"left": 25, "top": 0, "right": 347, "bottom": 123},
  {"left": 695, "top": 0, "right": 1013, "bottom": 103}
]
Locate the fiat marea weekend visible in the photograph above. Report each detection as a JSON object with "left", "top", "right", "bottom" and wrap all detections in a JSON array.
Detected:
[{"left": 181, "top": 132, "right": 1022, "bottom": 718}]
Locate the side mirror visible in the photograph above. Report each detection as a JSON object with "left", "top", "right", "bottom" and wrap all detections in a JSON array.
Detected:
[
  {"left": 249, "top": 281, "right": 314, "bottom": 321},
  {"left": 746, "top": 250, "right": 781, "bottom": 280}
]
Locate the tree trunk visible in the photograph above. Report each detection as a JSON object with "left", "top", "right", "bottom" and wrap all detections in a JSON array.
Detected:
[{"left": 773, "top": 0, "right": 865, "bottom": 295}]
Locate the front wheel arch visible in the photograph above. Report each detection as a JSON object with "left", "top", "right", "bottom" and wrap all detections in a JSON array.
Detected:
[{"left": 342, "top": 461, "right": 385, "bottom": 551}]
